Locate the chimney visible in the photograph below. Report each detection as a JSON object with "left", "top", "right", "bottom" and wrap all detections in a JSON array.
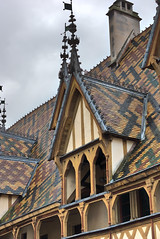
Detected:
[{"left": 107, "top": 0, "right": 141, "bottom": 64}]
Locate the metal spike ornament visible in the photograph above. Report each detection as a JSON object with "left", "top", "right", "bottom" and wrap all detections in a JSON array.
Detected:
[
  {"left": 0, "top": 100, "right": 6, "bottom": 130},
  {"left": 59, "top": 30, "right": 69, "bottom": 80},
  {"left": 0, "top": 86, "right": 7, "bottom": 130},
  {"left": 1, "top": 101, "right": 6, "bottom": 130}
]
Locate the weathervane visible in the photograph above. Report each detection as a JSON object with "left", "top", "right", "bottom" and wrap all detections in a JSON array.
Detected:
[
  {"left": 0, "top": 86, "right": 7, "bottom": 131},
  {"left": 63, "top": 0, "right": 82, "bottom": 74}
]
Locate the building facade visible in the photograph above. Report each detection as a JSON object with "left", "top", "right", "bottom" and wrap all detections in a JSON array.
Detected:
[{"left": 1, "top": 1, "right": 160, "bottom": 239}]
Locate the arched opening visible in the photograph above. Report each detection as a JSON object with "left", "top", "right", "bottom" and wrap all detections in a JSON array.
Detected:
[
  {"left": 112, "top": 188, "right": 150, "bottom": 224},
  {"left": 137, "top": 188, "right": 150, "bottom": 217},
  {"left": 65, "top": 161, "right": 76, "bottom": 204},
  {"left": 1, "top": 233, "right": 13, "bottom": 239},
  {"left": 67, "top": 208, "right": 81, "bottom": 236},
  {"left": 80, "top": 155, "right": 90, "bottom": 199},
  {"left": 94, "top": 148, "right": 106, "bottom": 194},
  {"left": 117, "top": 192, "right": 130, "bottom": 223},
  {"left": 39, "top": 215, "right": 61, "bottom": 239},
  {"left": 154, "top": 181, "right": 160, "bottom": 212},
  {"left": 17, "top": 224, "right": 34, "bottom": 239},
  {"left": 87, "top": 200, "right": 108, "bottom": 231}
]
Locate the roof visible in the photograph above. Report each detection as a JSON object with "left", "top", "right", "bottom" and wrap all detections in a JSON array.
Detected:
[
  {"left": 0, "top": 131, "right": 36, "bottom": 158},
  {"left": 1, "top": 97, "right": 61, "bottom": 224},
  {"left": 88, "top": 26, "right": 160, "bottom": 180},
  {"left": 82, "top": 76, "right": 147, "bottom": 140},
  {"left": 142, "top": 4, "right": 160, "bottom": 68},
  {"left": 1, "top": 7, "right": 160, "bottom": 226},
  {"left": 0, "top": 155, "right": 38, "bottom": 196}
]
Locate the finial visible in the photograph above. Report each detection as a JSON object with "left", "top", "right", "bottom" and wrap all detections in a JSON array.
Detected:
[
  {"left": 0, "top": 98, "right": 6, "bottom": 131},
  {"left": 59, "top": 26, "right": 69, "bottom": 80},
  {"left": 60, "top": 28, "right": 68, "bottom": 61}
]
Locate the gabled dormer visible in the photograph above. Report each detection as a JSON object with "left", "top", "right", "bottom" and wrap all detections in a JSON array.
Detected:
[{"left": 49, "top": 2, "right": 147, "bottom": 207}]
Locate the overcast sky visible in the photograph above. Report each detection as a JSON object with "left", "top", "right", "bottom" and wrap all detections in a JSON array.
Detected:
[{"left": 0, "top": 0, "right": 157, "bottom": 128}]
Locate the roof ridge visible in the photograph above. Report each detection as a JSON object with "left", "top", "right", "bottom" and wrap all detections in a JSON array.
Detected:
[
  {"left": 84, "top": 75, "right": 148, "bottom": 95},
  {"left": 1, "top": 129, "right": 37, "bottom": 142},
  {"left": 7, "top": 96, "right": 56, "bottom": 131},
  {"left": 87, "top": 56, "right": 111, "bottom": 74}
]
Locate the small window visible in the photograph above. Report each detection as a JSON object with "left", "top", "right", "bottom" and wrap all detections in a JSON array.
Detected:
[
  {"left": 40, "top": 235, "right": 48, "bottom": 239},
  {"left": 21, "top": 233, "right": 27, "bottom": 239}
]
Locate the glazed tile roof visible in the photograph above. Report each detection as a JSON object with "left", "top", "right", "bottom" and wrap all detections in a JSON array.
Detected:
[
  {"left": 1, "top": 97, "right": 61, "bottom": 223},
  {"left": 1, "top": 17, "right": 160, "bottom": 226},
  {"left": 83, "top": 76, "right": 147, "bottom": 140},
  {"left": 88, "top": 26, "right": 160, "bottom": 179},
  {"left": 0, "top": 131, "right": 36, "bottom": 158},
  {"left": 0, "top": 155, "right": 38, "bottom": 195}
]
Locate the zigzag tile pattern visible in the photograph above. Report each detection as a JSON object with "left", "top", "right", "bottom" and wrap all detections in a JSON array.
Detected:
[
  {"left": 0, "top": 157, "right": 37, "bottom": 195},
  {"left": 84, "top": 78, "right": 145, "bottom": 139},
  {"left": 1, "top": 97, "right": 61, "bottom": 223},
  {"left": 0, "top": 132, "right": 35, "bottom": 158},
  {"left": 1, "top": 25, "right": 160, "bottom": 224},
  {"left": 89, "top": 26, "right": 160, "bottom": 179}
]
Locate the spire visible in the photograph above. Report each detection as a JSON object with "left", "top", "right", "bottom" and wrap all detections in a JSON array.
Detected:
[
  {"left": 59, "top": 30, "right": 69, "bottom": 81},
  {"left": 63, "top": 0, "right": 82, "bottom": 74},
  {"left": 0, "top": 87, "right": 6, "bottom": 131}
]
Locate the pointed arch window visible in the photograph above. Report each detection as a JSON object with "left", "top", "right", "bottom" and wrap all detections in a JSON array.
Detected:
[
  {"left": 80, "top": 155, "right": 90, "bottom": 199},
  {"left": 95, "top": 148, "right": 106, "bottom": 194},
  {"left": 65, "top": 161, "right": 76, "bottom": 204}
]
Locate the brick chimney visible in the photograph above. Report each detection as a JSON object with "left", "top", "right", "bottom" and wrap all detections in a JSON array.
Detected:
[{"left": 107, "top": 0, "right": 141, "bottom": 64}]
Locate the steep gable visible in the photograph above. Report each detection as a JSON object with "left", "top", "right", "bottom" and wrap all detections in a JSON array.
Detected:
[{"left": 66, "top": 96, "right": 99, "bottom": 154}]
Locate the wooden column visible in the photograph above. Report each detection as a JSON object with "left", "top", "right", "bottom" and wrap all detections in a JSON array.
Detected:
[
  {"left": 32, "top": 217, "right": 40, "bottom": 239},
  {"left": 59, "top": 210, "right": 65, "bottom": 238},
  {"left": 79, "top": 202, "right": 85, "bottom": 232},
  {"left": 12, "top": 227, "right": 19, "bottom": 239},
  {"left": 90, "top": 160, "right": 95, "bottom": 195},
  {"left": 146, "top": 178, "right": 154, "bottom": 214},
  {"left": 75, "top": 167, "right": 81, "bottom": 201}
]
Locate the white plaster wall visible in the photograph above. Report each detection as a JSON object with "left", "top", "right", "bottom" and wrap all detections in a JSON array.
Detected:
[
  {"left": 127, "top": 140, "right": 134, "bottom": 152},
  {"left": 112, "top": 138, "right": 124, "bottom": 174},
  {"left": 0, "top": 195, "right": 9, "bottom": 218},
  {"left": 93, "top": 120, "right": 99, "bottom": 139},
  {"left": 66, "top": 130, "right": 73, "bottom": 153},
  {"left": 74, "top": 101, "right": 82, "bottom": 149},
  {"left": 66, "top": 99, "right": 99, "bottom": 154},
  {"left": 83, "top": 100, "right": 91, "bottom": 144}
]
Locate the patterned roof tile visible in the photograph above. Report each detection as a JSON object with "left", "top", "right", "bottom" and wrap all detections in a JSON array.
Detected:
[{"left": 1, "top": 97, "right": 61, "bottom": 223}]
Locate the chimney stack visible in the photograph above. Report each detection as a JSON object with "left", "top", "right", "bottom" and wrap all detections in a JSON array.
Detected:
[{"left": 107, "top": 0, "right": 141, "bottom": 64}]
